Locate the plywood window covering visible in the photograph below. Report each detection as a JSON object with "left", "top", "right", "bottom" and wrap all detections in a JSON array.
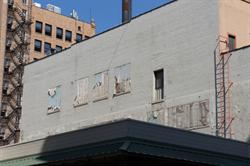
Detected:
[
  {"left": 74, "top": 77, "right": 89, "bottom": 106},
  {"left": 93, "top": 71, "right": 108, "bottom": 100},
  {"left": 114, "top": 64, "right": 131, "bottom": 95}
]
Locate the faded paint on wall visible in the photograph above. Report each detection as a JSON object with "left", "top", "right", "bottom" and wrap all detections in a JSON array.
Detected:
[{"left": 21, "top": 0, "right": 221, "bottom": 142}]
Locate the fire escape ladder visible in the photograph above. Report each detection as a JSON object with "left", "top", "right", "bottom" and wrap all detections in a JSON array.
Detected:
[{"left": 214, "top": 36, "right": 234, "bottom": 139}]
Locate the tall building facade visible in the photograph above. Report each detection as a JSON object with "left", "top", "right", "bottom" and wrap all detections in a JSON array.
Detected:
[
  {"left": 0, "top": 0, "right": 95, "bottom": 145},
  {"left": 19, "top": 0, "right": 250, "bottom": 143},
  {"left": 29, "top": 4, "right": 95, "bottom": 62},
  {"left": 0, "top": 0, "right": 249, "bottom": 165}
]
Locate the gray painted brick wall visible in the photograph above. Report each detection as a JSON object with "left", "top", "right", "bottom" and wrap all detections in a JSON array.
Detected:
[{"left": 21, "top": 0, "right": 250, "bottom": 142}]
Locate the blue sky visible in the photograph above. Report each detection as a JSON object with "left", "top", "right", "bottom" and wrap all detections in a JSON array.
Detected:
[{"left": 33, "top": 0, "right": 170, "bottom": 34}]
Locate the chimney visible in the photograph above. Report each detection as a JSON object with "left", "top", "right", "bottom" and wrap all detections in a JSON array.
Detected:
[{"left": 122, "top": 0, "right": 132, "bottom": 23}]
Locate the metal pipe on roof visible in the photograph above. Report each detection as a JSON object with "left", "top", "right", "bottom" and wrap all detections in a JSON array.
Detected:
[{"left": 122, "top": 0, "right": 132, "bottom": 23}]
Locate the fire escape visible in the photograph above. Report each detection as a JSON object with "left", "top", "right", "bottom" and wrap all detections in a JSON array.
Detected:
[
  {"left": 0, "top": 0, "right": 31, "bottom": 145},
  {"left": 214, "top": 36, "right": 234, "bottom": 138}
]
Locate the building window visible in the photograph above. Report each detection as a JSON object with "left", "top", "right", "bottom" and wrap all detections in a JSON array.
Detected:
[
  {"left": 35, "top": 21, "right": 42, "bottom": 33},
  {"left": 44, "top": 42, "right": 51, "bottom": 55},
  {"left": 48, "top": 86, "right": 61, "bottom": 114},
  {"left": 22, "top": 0, "right": 27, "bottom": 5},
  {"left": 4, "top": 58, "right": 10, "bottom": 72},
  {"left": 56, "top": 45, "right": 62, "bottom": 52},
  {"left": 22, "top": 9, "right": 27, "bottom": 20},
  {"left": 45, "top": 24, "right": 52, "bottom": 36},
  {"left": 74, "top": 77, "right": 89, "bottom": 106},
  {"left": 228, "top": 34, "right": 236, "bottom": 51},
  {"left": 153, "top": 69, "right": 164, "bottom": 102},
  {"left": 56, "top": 27, "right": 63, "bottom": 39},
  {"left": 76, "top": 33, "right": 82, "bottom": 43},
  {"left": 34, "top": 39, "right": 42, "bottom": 52},
  {"left": 2, "top": 80, "right": 9, "bottom": 94},
  {"left": 7, "top": 16, "right": 13, "bottom": 29},
  {"left": 114, "top": 64, "right": 131, "bottom": 95},
  {"left": 93, "top": 71, "right": 108, "bottom": 100},
  {"left": 65, "top": 30, "right": 72, "bottom": 42},
  {"left": 78, "top": 26, "right": 81, "bottom": 31}
]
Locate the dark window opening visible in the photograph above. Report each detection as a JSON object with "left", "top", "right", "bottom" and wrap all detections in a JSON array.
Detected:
[
  {"left": 76, "top": 33, "right": 82, "bottom": 43},
  {"left": 78, "top": 26, "right": 81, "bottom": 31},
  {"left": 56, "top": 27, "right": 63, "bottom": 39},
  {"left": 22, "top": 9, "right": 27, "bottom": 19},
  {"left": 22, "top": 0, "right": 27, "bottom": 4},
  {"left": 228, "top": 35, "right": 236, "bottom": 51},
  {"left": 154, "top": 69, "right": 164, "bottom": 101},
  {"left": 65, "top": 30, "right": 72, "bottom": 42},
  {"left": 44, "top": 42, "right": 51, "bottom": 55},
  {"left": 7, "top": 16, "right": 13, "bottom": 29},
  {"left": 3, "top": 80, "right": 9, "bottom": 95},
  {"left": 56, "top": 45, "right": 62, "bottom": 52},
  {"left": 45, "top": 24, "right": 52, "bottom": 36},
  {"left": 34, "top": 39, "right": 42, "bottom": 52},
  {"left": 4, "top": 58, "right": 10, "bottom": 72},
  {"left": 35, "top": 21, "right": 42, "bottom": 33}
]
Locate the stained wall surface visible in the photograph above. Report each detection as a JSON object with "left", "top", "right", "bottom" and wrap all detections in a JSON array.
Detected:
[{"left": 21, "top": 0, "right": 249, "bottom": 142}]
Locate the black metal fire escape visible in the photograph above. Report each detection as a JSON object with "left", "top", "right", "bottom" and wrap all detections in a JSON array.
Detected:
[
  {"left": 214, "top": 36, "right": 234, "bottom": 138},
  {"left": 0, "top": 0, "right": 31, "bottom": 145}
]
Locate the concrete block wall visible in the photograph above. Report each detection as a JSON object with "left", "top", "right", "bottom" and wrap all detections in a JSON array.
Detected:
[{"left": 21, "top": 0, "right": 223, "bottom": 142}]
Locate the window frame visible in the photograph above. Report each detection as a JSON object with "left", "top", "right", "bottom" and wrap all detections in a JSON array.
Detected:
[
  {"left": 34, "top": 39, "right": 42, "bottom": 52},
  {"left": 45, "top": 23, "right": 52, "bottom": 36},
  {"left": 73, "top": 77, "right": 89, "bottom": 107},
  {"left": 93, "top": 71, "right": 109, "bottom": 101},
  {"left": 35, "top": 21, "right": 43, "bottom": 33},
  {"left": 65, "top": 30, "right": 72, "bottom": 42},
  {"left": 153, "top": 69, "right": 164, "bottom": 102},
  {"left": 56, "top": 45, "right": 62, "bottom": 52},
  {"left": 228, "top": 34, "right": 236, "bottom": 51},
  {"left": 22, "top": 0, "right": 28, "bottom": 5},
  {"left": 44, "top": 42, "right": 51, "bottom": 55},
  {"left": 113, "top": 63, "right": 131, "bottom": 96},
  {"left": 48, "top": 85, "right": 61, "bottom": 114},
  {"left": 76, "top": 33, "right": 82, "bottom": 43},
  {"left": 56, "top": 27, "right": 63, "bottom": 39}
]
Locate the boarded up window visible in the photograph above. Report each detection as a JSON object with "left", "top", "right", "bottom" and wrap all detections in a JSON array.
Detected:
[
  {"left": 48, "top": 86, "right": 61, "bottom": 114},
  {"left": 114, "top": 64, "right": 131, "bottom": 95},
  {"left": 166, "top": 100, "right": 209, "bottom": 129},
  {"left": 74, "top": 77, "right": 88, "bottom": 106},
  {"left": 93, "top": 71, "right": 108, "bottom": 100}
]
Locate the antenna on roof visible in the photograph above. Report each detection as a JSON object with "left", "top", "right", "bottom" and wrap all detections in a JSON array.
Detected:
[
  {"left": 89, "top": 8, "right": 96, "bottom": 28},
  {"left": 70, "top": 9, "right": 79, "bottom": 20}
]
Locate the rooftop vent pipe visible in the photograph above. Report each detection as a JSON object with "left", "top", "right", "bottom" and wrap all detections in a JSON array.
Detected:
[{"left": 122, "top": 0, "right": 132, "bottom": 23}]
